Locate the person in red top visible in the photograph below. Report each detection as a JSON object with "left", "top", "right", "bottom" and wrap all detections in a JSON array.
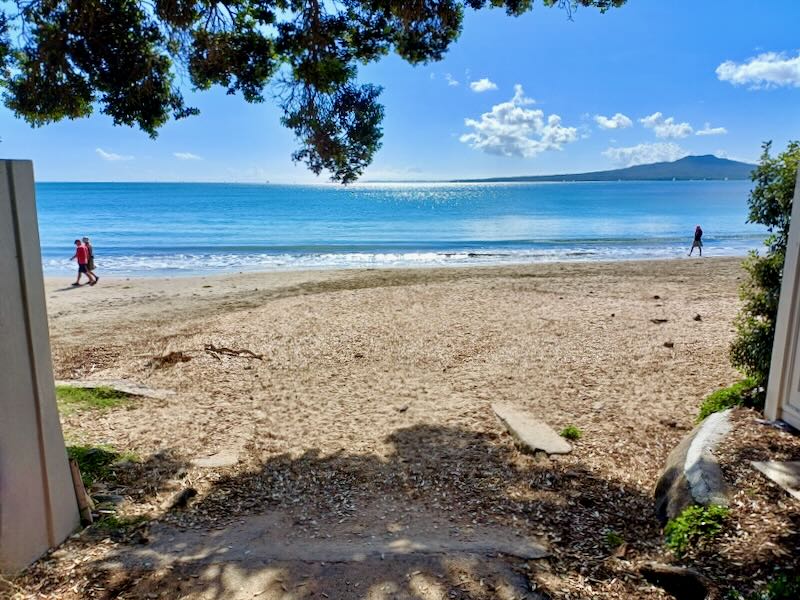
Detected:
[{"left": 70, "top": 239, "right": 97, "bottom": 286}]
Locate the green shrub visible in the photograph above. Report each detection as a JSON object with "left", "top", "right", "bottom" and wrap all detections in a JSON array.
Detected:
[
  {"left": 730, "top": 141, "right": 800, "bottom": 396},
  {"left": 560, "top": 425, "right": 582, "bottom": 440},
  {"left": 697, "top": 378, "right": 758, "bottom": 421},
  {"left": 664, "top": 504, "right": 729, "bottom": 556},
  {"left": 66, "top": 445, "right": 138, "bottom": 487},
  {"left": 56, "top": 385, "right": 130, "bottom": 413},
  {"left": 764, "top": 574, "right": 800, "bottom": 600},
  {"left": 727, "top": 572, "right": 800, "bottom": 600}
]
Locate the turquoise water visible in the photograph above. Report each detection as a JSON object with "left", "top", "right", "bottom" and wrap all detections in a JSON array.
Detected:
[{"left": 36, "top": 180, "right": 766, "bottom": 276}]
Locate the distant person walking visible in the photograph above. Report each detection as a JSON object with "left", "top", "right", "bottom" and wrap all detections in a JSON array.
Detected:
[
  {"left": 689, "top": 225, "right": 703, "bottom": 257},
  {"left": 82, "top": 236, "right": 98, "bottom": 283},
  {"left": 70, "top": 239, "right": 97, "bottom": 286}
]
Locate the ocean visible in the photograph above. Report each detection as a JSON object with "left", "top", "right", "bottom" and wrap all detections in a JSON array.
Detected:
[{"left": 36, "top": 180, "right": 766, "bottom": 276}]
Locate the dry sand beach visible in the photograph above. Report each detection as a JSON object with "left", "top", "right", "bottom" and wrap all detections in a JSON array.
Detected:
[
  {"left": 47, "top": 259, "right": 741, "bottom": 464},
  {"left": 16, "top": 257, "right": 794, "bottom": 599}
]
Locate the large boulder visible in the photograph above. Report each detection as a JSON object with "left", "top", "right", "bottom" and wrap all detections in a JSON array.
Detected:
[{"left": 654, "top": 410, "right": 731, "bottom": 524}]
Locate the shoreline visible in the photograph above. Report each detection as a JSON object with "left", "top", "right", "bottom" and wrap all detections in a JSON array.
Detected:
[
  {"left": 43, "top": 255, "right": 744, "bottom": 290},
  {"left": 42, "top": 252, "right": 749, "bottom": 281}
]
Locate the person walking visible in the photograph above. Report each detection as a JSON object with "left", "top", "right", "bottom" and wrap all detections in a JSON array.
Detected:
[
  {"left": 82, "top": 236, "right": 98, "bottom": 283},
  {"left": 688, "top": 225, "right": 703, "bottom": 257},
  {"left": 70, "top": 239, "right": 97, "bottom": 286}
]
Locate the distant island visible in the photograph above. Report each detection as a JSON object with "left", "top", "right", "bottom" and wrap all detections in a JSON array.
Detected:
[{"left": 452, "top": 155, "right": 756, "bottom": 183}]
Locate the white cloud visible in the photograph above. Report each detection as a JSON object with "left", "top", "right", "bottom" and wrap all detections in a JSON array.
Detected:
[
  {"left": 445, "top": 73, "right": 459, "bottom": 87},
  {"left": 716, "top": 52, "right": 800, "bottom": 88},
  {"left": 594, "top": 113, "right": 633, "bottom": 130},
  {"left": 460, "top": 85, "right": 578, "bottom": 158},
  {"left": 174, "top": 152, "right": 203, "bottom": 160},
  {"left": 639, "top": 112, "right": 693, "bottom": 138},
  {"left": 470, "top": 78, "right": 498, "bottom": 93},
  {"left": 603, "top": 142, "right": 688, "bottom": 167},
  {"left": 95, "top": 148, "right": 133, "bottom": 161},
  {"left": 714, "top": 149, "right": 756, "bottom": 163},
  {"left": 695, "top": 123, "right": 727, "bottom": 136}
]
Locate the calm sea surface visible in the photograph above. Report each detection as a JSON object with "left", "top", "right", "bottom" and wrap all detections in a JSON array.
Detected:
[{"left": 36, "top": 181, "right": 766, "bottom": 276}]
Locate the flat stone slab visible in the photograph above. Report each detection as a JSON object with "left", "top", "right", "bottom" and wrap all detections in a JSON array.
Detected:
[
  {"left": 191, "top": 450, "right": 239, "bottom": 469},
  {"left": 55, "top": 379, "right": 175, "bottom": 400},
  {"left": 110, "top": 511, "right": 549, "bottom": 570},
  {"left": 492, "top": 404, "right": 571, "bottom": 455},
  {"left": 752, "top": 461, "right": 800, "bottom": 501}
]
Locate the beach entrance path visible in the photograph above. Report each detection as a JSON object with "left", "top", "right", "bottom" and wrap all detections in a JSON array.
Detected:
[
  {"left": 28, "top": 258, "right": 748, "bottom": 599},
  {"left": 97, "top": 506, "right": 548, "bottom": 599}
]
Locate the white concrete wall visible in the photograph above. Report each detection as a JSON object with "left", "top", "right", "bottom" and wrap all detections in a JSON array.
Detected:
[
  {"left": 765, "top": 166, "right": 800, "bottom": 429},
  {"left": 0, "top": 160, "right": 79, "bottom": 572}
]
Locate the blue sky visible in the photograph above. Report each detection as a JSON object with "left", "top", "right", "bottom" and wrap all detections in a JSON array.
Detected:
[{"left": 3, "top": 0, "right": 799, "bottom": 183}]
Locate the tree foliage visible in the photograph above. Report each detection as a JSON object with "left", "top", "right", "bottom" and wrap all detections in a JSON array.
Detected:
[
  {"left": 730, "top": 141, "right": 800, "bottom": 392},
  {"left": 0, "top": 0, "right": 624, "bottom": 182}
]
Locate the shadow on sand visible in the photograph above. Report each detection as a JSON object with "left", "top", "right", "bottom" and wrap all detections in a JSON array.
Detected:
[{"left": 58, "top": 423, "right": 670, "bottom": 599}]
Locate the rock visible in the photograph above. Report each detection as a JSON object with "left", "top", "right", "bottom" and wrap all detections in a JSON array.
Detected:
[
  {"left": 653, "top": 295, "right": 660, "bottom": 299},
  {"left": 693, "top": 314, "right": 702, "bottom": 321},
  {"left": 651, "top": 318, "right": 669, "bottom": 324},
  {"left": 130, "top": 529, "right": 150, "bottom": 545},
  {"left": 168, "top": 488, "right": 198, "bottom": 510},
  {"left": 397, "top": 404, "right": 409, "bottom": 413},
  {"left": 492, "top": 404, "right": 571, "bottom": 455},
  {"left": 92, "top": 494, "right": 125, "bottom": 505},
  {"left": 664, "top": 341, "right": 674, "bottom": 348},
  {"left": 192, "top": 450, "right": 239, "bottom": 468},
  {"left": 640, "top": 562, "right": 713, "bottom": 600},
  {"left": 654, "top": 410, "right": 732, "bottom": 524}
]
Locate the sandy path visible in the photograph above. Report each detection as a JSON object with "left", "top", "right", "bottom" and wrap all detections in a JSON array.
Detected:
[{"left": 38, "top": 258, "right": 745, "bottom": 599}]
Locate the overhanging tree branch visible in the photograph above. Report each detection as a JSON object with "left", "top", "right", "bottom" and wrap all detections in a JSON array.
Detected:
[{"left": 0, "top": 0, "right": 625, "bottom": 182}]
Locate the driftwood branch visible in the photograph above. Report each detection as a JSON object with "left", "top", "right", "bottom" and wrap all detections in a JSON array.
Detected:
[{"left": 204, "top": 343, "right": 263, "bottom": 360}]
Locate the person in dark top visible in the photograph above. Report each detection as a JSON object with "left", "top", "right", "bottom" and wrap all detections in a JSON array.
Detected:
[
  {"left": 70, "top": 239, "right": 97, "bottom": 286},
  {"left": 82, "top": 236, "right": 98, "bottom": 283},
  {"left": 689, "top": 225, "right": 703, "bottom": 257}
]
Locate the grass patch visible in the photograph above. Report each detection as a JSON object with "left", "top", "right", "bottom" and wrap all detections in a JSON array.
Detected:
[
  {"left": 560, "top": 425, "right": 582, "bottom": 440},
  {"left": 94, "top": 514, "right": 148, "bottom": 533},
  {"left": 67, "top": 445, "right": 139, "bottom": 487},
  {"left": 664, "top": 504, "right": 729, "bottom": 556},
  {"left": 56, "top": 385, "right": 130, "bottom": 414},
  {"left": 697, "top": 378, "right": 758, "bottom": 422},
  {"left": 604, "top": 530, "right": 624, "bottom": 547}
]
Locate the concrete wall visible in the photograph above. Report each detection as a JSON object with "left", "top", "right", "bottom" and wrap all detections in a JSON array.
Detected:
[
  {"left": 765, "top": 166, "right": 800, "bottom": 429},
  {"left": 0, "top": 160, "right": 79, "bottom": 572}
]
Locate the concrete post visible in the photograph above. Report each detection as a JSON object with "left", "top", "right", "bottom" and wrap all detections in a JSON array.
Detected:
[{"left": 0, "top": 160, "right": 80, "bottom": 572}]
